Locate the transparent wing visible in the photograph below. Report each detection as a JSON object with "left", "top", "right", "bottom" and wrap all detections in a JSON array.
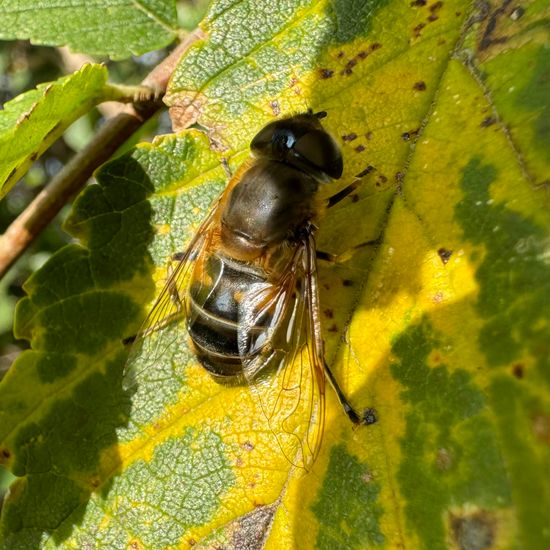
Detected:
[
  {"left": 122, "top": 205, "right": 219, "bottom": 392},
  {"left": 238, "top": 239, "right": 326, "bottom": 471}
]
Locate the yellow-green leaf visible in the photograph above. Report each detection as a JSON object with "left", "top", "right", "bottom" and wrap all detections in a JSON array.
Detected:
[
  {"left": 1, "top": 0, "right": 549, "bottom": 548},
  {"left": 0, "top": 0, "right": 178, "bottom": 60},
  {"left": 0, "top": 64, "right": 112, "bottom": 198}
]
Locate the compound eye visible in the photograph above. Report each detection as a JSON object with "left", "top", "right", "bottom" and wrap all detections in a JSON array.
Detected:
[
  {"left": 272, "top": 129, "right": 296, "bottom": 154},
  {"left": 250, "top": 115, "right": 343, "bottom": 180},
  {"left": 250, "top": 121, "right": 295, "bottom": 159},
  {"left": 294, "top": 130, "right": 343, "bottom": 179}
]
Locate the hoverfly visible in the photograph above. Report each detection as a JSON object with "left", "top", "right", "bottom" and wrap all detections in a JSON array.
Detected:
[{"left": 125, "top": 111, "right": 374, "bottom": 469}]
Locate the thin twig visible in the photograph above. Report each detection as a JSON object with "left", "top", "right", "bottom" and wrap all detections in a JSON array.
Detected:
[{"left": 0, "top": 31, "right": 203, "bottom": 279}]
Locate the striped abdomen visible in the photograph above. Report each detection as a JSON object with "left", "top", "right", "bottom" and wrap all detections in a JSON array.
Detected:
[{"left": 186, "top": 252, "right": 268, "bottom": 380}]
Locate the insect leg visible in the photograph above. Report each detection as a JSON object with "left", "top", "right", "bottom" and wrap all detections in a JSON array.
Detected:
[
  {"left": 326, "top": 164, "right": 376, "bottom": 208},
  {"left": 305, "top": 233, "right": 376, "bottom": 426},
  {"left": 316, "top": 236, "right": 381, "bottom": 264},
  {"left": 322, "top": 360, "right": 377, "bottom": 425},
  {"left": 326, "top": 180, "right": 362, "bottom": 208}
]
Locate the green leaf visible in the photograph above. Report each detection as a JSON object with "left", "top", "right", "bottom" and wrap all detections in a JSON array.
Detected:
[
  {"left": 1, "top": 0, "right": 549, "bottom": 548},
  {"left": 0, "top": 64, "right": 111, "bottom": 198},
  {"left": 0, "top": 0, "right": 178, "bottom": 60}
]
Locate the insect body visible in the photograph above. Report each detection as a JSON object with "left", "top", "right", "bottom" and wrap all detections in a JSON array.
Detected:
[{"left": 129, "top": 112, "right": 371, "bottom": 469}]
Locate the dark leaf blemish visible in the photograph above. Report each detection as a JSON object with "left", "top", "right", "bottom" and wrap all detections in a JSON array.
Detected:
[
  {"left": 480, "top": 116, "right": 496, "bottom": 128},
  {"left": 512, "top": 363, "right": 524, "bottom": 379},
  {"left": 437, "top": 247, "right": 453, "bottom": 264},
  {"left": 413, "top": 22, "right": 426, "bottom": 37}
]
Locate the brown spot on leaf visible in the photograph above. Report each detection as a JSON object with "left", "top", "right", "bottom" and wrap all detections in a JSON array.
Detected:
[
  {"left": 479, "top": 2, "right": 514, "bottom": 51},
  {"left": 169, "top": 94, "right": 204, "bottom": 133},
  {"left": 410, "top": 0, "right": 427, "bottom": 5},
  {"left": 323, "top": 309, "right": 334, "bottom": 319},
  {"left": 430, "top": 1, "right": 443, "bottom": 13},
  {"left": 355, "top": 144, "right": 365, "bottom": 152},
  {"left": 438, "top": 247, "right": 453, "bottom": 264},
  {"left": 270, "top": 100, "right": 280, "bottom": 116},
  {"left": 340, "top": 58, "right": 358, "bottom": 76},
  {"left": 342, "top": 279, "right": 354, "bottom": 287},
  {"left": 336, "top": 51, "right": 345, "bottom": 58},
  {"left": 512, "top": 363, "right": 524, "bottom": 379},
  {"left": 402, "top": 128, "right": 420, "bottom": 141},
  {"left": 339, "top": 45, "right": 380, "bottom": 76},
  {"left": 363, "top": 408, "right": 378, "bottom": 424},
  {"left": 319, "top": 68, "right": 334, "bottom": 79},
  {"left": 414, "top": 81, "right": 427, "bottom": 91},
  {"left": 481, "top": 116, "right": 496, "bottom": 127},
  {"left": 450, "top": 510, "right": 496, "bottom": 550},
  {"left": 351, "top": 193, "right": 360, "bottom": 203},
  {"left": 342, "top": 132, "right": 358, "bottom": 142},
  {"left": 378, "top": 174, "right": 388, "bottom": 184},
  {"left": 1, "top": 448, "right": 10, "bottom": 460},
  {"left": 242, "top": 441, "right": 254, "bottom": 451},
  {"left": 328, "top": 324, "right": 338, "bottom": 333},
  {"left": 427, "top": 13, "right": 439, "bottom": 22},
  {"left": 365, "top": 131, "right": 373, "bottom": 140},
  {"left": 413, "top": 22, "right": 426, "bottom": 37},
  {"left": 395, "top": 171, "right": 404, "bottom": 183}
]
